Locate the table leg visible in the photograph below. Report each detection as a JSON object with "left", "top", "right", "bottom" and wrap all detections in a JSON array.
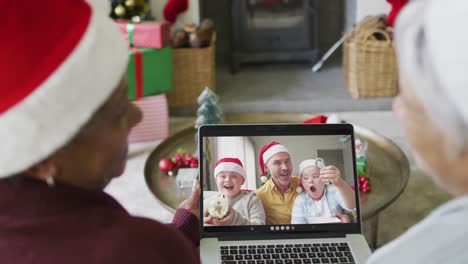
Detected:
[{"left": 363, "top": 214, "right": 379, "bottom": 251}]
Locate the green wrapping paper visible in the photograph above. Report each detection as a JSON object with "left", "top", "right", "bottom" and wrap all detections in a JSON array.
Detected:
[{"left": 127, "top": 46, "right": 173, "bottom": 99}]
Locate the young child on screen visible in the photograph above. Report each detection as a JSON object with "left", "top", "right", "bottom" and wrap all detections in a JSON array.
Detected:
[
  {"left": 291, "top": 158, "right": 356, "bottom": 224},
  {"left": 203, "top": 157, "right": 265, "bottom": 226}
]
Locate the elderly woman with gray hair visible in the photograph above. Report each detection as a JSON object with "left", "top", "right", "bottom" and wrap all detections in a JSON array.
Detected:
[{"left": 367, "top": 0, "right": 468, "bottom": 263}]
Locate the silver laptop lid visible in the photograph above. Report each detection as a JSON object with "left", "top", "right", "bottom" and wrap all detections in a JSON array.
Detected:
[{"left": 198, "top": 124, "right": 362, "bottom": 239}]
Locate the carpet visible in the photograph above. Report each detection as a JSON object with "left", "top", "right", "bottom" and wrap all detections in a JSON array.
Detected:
[{"left": 171, "top": 64, "right": 394, "bottom": 115}]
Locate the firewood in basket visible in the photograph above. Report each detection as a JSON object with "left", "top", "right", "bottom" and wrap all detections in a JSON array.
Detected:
[{"left": 173, "top": 29, "right": 189, "bottom": 48}]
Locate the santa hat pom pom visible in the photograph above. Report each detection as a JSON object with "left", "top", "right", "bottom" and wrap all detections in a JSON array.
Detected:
[
  {"left": 325, "top": 114, "right": 342, "bottom": 124},
  {"left": 296, "top": 186, "right": 303, "bottom": 193},
  {"left": 260, "top": 175, "right": 268, "bottom": 183}
]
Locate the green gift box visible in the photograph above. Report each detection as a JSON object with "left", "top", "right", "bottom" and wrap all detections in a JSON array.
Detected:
[{"left": 127, "top": 46, "right": 173, "bottom": 99}]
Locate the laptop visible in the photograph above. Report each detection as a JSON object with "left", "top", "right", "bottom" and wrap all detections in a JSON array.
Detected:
[{"left": 199, "top": 123, "right": 371, "bottom": 264}]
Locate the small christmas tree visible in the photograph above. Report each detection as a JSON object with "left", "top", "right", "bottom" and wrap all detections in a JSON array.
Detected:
[
  {"left": 194, "top": 87, "right": 223, "bottom": 131},
  {"left": 194, "top": 87, "right": 222, "bottom": 186},
  {"left": 109, "top": 0, "right": 152, "bottom": 22}
]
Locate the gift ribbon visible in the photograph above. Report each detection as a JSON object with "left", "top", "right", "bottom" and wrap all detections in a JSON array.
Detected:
[
  {"left": 130, "top": 47, "right": 143, "bottom": 98},
  {"left": 127, "top": 23, "right": 135, "bottom": 47},
  {"left": 164, "top": 23, "right": 170, "bottom": 45}
]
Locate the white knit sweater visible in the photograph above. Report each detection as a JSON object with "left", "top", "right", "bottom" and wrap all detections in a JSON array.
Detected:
[{"left": 367, "top": 195, "right": 468, "bottom": 264}]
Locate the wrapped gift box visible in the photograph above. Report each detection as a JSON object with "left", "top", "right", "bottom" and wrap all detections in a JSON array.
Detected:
[
  {"left": 116, "top": 21, "right": 171, "bottom": 48},
  {"left": 127, "top": 46, "right": 173, "bottom": 99},
  {"left": 128, "top": 94, "right": 169, "bottom": 142}
]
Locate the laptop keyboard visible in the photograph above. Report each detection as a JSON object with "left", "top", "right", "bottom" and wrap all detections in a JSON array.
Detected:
[{"left": 220, "top": 242, "right": 355, "bottom": 264}]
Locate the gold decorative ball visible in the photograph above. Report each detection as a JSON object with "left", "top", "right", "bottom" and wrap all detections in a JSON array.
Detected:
[
  {"left": 125, "top": 0, "right": 135, "bottom": 8},
  {"left": 114, "top": 4, "right": 126, "bottom": 17}
]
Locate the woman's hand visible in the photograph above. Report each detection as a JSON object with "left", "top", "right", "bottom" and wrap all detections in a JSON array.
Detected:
[
  {"left": 320, "top": 166, "right": 345, "bottom": 187},
  {"left": 211, "top": 207, "right": 235, "bottom": 226},
  {"left": 178, "top": 180, "right": 201, "bottom": 219}
]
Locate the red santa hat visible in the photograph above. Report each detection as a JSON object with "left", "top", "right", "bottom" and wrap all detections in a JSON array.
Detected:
[
  {"left": 214, "top": 158, "right": 246, "bottom": 179},
  {"left": 395, "top": 0, "right": 468, "bottom": 155},
  {"left": 0, "top": 0, "right": 128, "bottom": 178},
  {"left": 258, "top": 141, "right": 289, "bottom": 183}
]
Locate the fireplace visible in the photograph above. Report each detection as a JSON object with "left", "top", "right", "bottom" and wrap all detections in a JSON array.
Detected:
[{"left": 230, "top": 0, "right": 319, "bottom": 72}]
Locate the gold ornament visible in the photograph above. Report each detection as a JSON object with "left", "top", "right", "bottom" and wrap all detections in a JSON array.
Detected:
[
  {"left": 125, "top": 0, "right": 135, "bottom": 8},
  {"left": 114, "top": 4, "right": 126, "bottom": 17}
]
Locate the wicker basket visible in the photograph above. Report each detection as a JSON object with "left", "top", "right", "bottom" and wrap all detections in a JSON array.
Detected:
[
  {"left": 343, "top": 20, "right": 398, "bottom": 98},
  {"left": 167, "top": 33, "right": 216, "bottom": 107}
]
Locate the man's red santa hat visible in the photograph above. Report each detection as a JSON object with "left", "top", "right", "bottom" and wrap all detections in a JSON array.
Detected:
[
  {"left": 258, "top": 141, "right": 289, "bottom": 183},
  {"left": 0, "top": 0, "right": 128, "bottom": 178},
  {"left": 214, "top": 157, "right": 246, "bottom": 179}
]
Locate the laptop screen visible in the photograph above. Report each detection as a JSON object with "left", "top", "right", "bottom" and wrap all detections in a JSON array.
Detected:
[{"left": 199, "top": 124, "right": 362, "bottom": 237}]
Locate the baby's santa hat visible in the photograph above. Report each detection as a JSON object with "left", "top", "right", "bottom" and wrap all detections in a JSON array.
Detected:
[
  {"left": 258, "top": 141, "right": 289, "bottom": 183},
  {"left": 0, "top": 0, "right": 128, "bottom": 178},
  {"left": 214, "top": 158, "right": 246, "bottom": 179},
  {"left": 298, "top": 158, "right": 326, "bottom": 176},
  {"left": 296, "top": 158, "right": 326, "bottom": 193}
]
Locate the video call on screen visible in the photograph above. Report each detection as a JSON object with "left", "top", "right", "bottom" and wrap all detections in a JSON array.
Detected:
[{"left": 202, "top": 134, "right": 358, "bottom": 228}]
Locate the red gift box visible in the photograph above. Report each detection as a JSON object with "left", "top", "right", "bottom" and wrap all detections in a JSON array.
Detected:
[
  {"left": 128, "top": 94, "right": 169, "bottom": 142},
  {"left": 116, "top": 21, "right": 171, "bottom": 49}
]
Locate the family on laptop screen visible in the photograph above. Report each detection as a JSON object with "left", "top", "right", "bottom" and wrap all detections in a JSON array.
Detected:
[{"left": 202, "top": 137, "right": 357, "bottom": 227}]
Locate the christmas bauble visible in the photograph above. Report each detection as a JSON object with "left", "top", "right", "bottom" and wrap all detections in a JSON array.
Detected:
[
  {"left": 114, "top": 4, "right": 126, "bottom": 17},
  {"left": 125, "top": 0, "right": 135, "bottom": 8},
  {"left": 184, "top": 153, "right": 193, "bottom": 166},
  {"left": 159, "top": 158, "right": 175, "bottom": 174},
  {"left": 208, "top": 196, "right": 228, "bottom": 219},
  {"left": 131, "top": 16, "right": 142, "bottom": 23},
  {"left": 190, "top": 158, "right": 198, "bottom": 168}
]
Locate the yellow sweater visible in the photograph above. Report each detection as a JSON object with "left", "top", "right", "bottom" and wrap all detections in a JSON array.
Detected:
[{"left": 255, "top": 176, "right": 300, "bottom": 225}]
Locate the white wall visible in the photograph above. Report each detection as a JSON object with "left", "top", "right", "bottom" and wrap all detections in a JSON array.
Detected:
[
  {"left": 356, "top": 0, "right": 391, "bottom": 22},
  {"left": 150, "top": 0, "right": 200, "bottom": 24}
]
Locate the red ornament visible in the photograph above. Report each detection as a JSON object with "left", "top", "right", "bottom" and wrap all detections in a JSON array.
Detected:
[
  {"left": 184, "top": 153, "right": 193, "bottom": 166},
  {"left": 159, "top": 158, "right": 175, "bottom": 174},
  {"left": 357, "top": 175, "right": 371, "bottom": 193},
  {"left": 189, "top": 158, "right": 198, "bottom": 168},
  {"left": 163, "top": 149, "right": 199, "bottom": 173}
]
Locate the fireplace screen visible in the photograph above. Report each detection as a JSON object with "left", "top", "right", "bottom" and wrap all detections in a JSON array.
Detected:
[
  {"left": 247, "top": 0, "right": 306, "bottom": 29},
  {"left": 231, "top": 0, "right": 319, "bottom": 72}
]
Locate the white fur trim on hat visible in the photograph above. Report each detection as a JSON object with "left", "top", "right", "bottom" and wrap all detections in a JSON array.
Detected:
[
  {"left": 296, "top": 186, "right": 303, "bottom": 193},
  {"left": 395, "top": 0, "right": 468, "bottom": 153},
  {"left": 214, "top": 162, "right": 246, "bottom": 179},
  {"left": 0, "top": 1, "right": 128, "bottom": 177},
  {"left": 262, "top": 144, "right": 289, "bottom": 164},
  {"left": 298, "top": 158, "right": 325, "bottom": 176}
]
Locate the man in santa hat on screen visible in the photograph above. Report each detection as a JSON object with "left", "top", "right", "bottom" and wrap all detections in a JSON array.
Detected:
[{"left": 255, "top": 141, "right": 301, "bottom": 225}]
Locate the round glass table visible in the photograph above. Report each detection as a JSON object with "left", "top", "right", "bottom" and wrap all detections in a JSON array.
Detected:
[{"left": 144, "top": 113, "right": 410, "bottom": 248}]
